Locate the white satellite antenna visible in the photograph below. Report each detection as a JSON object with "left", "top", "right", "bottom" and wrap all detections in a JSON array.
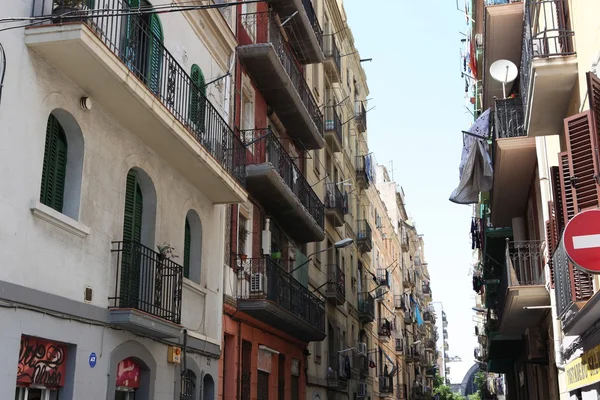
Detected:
[{"left": 490, "top": 59, "right": 518, "bottom": 99}]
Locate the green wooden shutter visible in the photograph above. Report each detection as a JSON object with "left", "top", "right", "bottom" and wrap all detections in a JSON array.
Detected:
[
  {"left": 189, "top": 64, "right": 206, "bottom": 132},
  {"left": 40, "top": 115, "right": 67, "bottom": 212},
  {"left": 184, "top": 218, "right": 191, "bottom": 278},
  {"left": 121, "top": 170, "right": 143, "bottom": 306},
  {"left": 147, "top": 13, "right": 163, "bottom": 95}
]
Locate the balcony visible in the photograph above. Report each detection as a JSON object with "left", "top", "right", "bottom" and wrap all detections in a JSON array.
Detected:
[
  {"left": 236, "top": 258, "right": 326, "bottom": 341},
  {"left": 423, "top": 311, "right": 434, "bottom": 325},
  {"left": 491, "top": 97, "right": 537, "bottom": 227},
  {"left": 395, "top": 338, "right": 404, "bottom": 353},
  {"left": 327, "top": 356, "right": 349, "bottom": 390},
  {"left": 357, "top": 220, "right": 373, "bottom": 253},
  {"left": 353, "top": 352, "right": 368, "bottom": 380},
  {"left": 403, "top": 272, "right": 415, "bottom": 288},
  {"left": 25, "top": 0, "right": 246, "bottom": 204},
  {"left": 109, "top": 241, "right": 183, "bottom": 338},
  {"left": 425, "top": 339, "right": 436, "bottom": 352},
  {"left": 238, "top": 13, "right": 324, "bottom": 149},
  {"left": 326, "top": 264, "right": 346, "bottom": 305},
  {"left": 379, "top": 377, "right": 394, "bottom": 394},
  {"left": 482, "top": 0, "right": 524, "bottom": 109},
  {"left": 355, "top": 101, "right": 367, "bottom": 133},
  {"left": 323, "top": 35, "right": 341, "bottom": 82},
  {"left": 404, "top": 310, "right": 414, "bottom": 325},
  {"left": 324, "top": 107, "right": 342, "bottom": 152},
  {"left": 378, "top": 318, "right": 392, "bottom": 342},
  {"left": 268, "top": 0, "right": 324, "bottom": 64},
  {"left": 394, "top": 295, "right": 406, "bottom": 310},
  {"left": 521, "top": 0, "right": 577, "bottom": 136},
  {"left": 422, "top": 284, "right": 432, "bottom": 299},
  {"left": 498, "top": 241, "right": 550, "bottom": 335},
  {"left": 358, "top": 292, "right": 375, "bottom": 323},
  {"left": 325, "top": 182, "right": 346, "bottom": 227},
  {"left": 242, "top": 129, "right": 324, "bottom": 243}
]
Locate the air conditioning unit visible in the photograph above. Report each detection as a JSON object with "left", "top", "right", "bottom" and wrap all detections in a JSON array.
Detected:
[
  {"left": 250, "top": 273, "right": 265, "bottom": 293},
  {"left": 358, "top": 382, "right": 367, "bottom": 397},
  {"left": 357, "top": 342, "right": 367, "bottom": 355}
]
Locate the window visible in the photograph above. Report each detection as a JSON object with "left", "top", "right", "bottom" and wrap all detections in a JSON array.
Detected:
[
  {"left": 190, "top": 64, "right": 207, "bottom": 131},
  {"left": 40, "top": 114, "right": 68, "bottom": 212},
  {"left": 238, "top": 215, "right": 250, "bottom": 256},
  {"left": 184, "top": 210, "right": 203, "bottom": 283},
  {"left": 14, "top": 388, "right": 58, "bottom": 400},
  {"left": 314, "top": 341, "right": 322, "bottom": 363},
  {"left": 313, "top": 148, "right": 320, "bottom": 176},
  {"left": 184, "top": 217, "right": 191, "bottom": 278}
]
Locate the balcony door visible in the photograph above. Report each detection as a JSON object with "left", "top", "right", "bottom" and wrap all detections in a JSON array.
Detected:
[
  {"left": 122, "top": 0, "right": 163, "bottom": 95},
  {"left": 120, "top": 170, "right": 144, "bottom": 306}
]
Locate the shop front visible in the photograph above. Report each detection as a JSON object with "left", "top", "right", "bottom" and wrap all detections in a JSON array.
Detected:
[{"left": 565, "top": 342, "right": 600, "bottom": 399}]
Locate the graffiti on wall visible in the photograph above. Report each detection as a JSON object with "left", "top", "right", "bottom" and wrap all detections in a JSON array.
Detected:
[{"left": 17, "top": 335, "right": 67, "bottom": 387}]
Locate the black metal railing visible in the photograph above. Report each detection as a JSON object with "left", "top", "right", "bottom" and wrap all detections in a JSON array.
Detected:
[
  {"left": 379, "top": 376, "right": 394, "bottom": 394},
  {"left": 425, "top": 339, "right": 436, "bottom": 350},
  {"left": 378, "top": 318, "right": 392, "bottom": 338},
  {"left": 238, "top": 257, "right": 325, "bottom": 332},
  {"left": 325, "top": 182, "right": 345, "bottom": 216},
  {"left": 242, "top": 129, "right": 324, "bottom": 230},
  {"left": 327, "top": 351, "right": 349, "bottom": 388},
  {"left": 355, "top": 101, "right": 367, "bottom": 131},
  {"left": 241, "top": 12, "right": 323, "bottom": 134},
  {"left": 357, "top": 219, "right": 372, "bottom": 250},
  {"left": 358, "top": 292, "right": 375, "bottom": 321},
  {"left": 520, "top": 0, "right": 575, "bottom": 114},
  {"left": 355, "top": 155, "right": 373, "bottom": 185},
  {"left": 110, "top": 241, "right": 183, "bottom": 324},
  {"left": 422, "top": 284, "right": 431, "bottom": 295},
  {"left": 494, "top": 97, "right": 526, "bottom": 138},
  {"left": 32, "top": 0, "right": 246, "bottom": 185},
  {"left": 394, "top": 295, "right": 405, "bottom": 310},
  {"left": 325, "top": 106, "right": 342, "bottom": 144},
  {"left": 301, "top": 0, "right": 324, "bottom": 51},
  {"left": 323, "top": 34, "right": 341, "bottom": 73},
  {"left": 395, "top": 338, "right": 404, "bottom": 352},
  {"left": 326, "top": 264, "right": 346, "bottom": 301}
]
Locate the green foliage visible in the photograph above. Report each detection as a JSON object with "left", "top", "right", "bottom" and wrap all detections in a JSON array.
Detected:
[
  {"left": 433, "top": 374, "right": 466, "bottom": 400},
  {"left": 468, "top": 394, "right": 481, "bottom": 400}
]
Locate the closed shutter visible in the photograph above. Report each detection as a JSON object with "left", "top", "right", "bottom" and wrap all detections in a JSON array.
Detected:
[
  {"left": 40, "top": 115, "right": 68, "bottom": 212},
  {"left": 550, "top": 166, "right": 566, "bottom": 235},
  {"left": 121, "top": 170, "right": 143, "bottom": 306},
  {"left": 189, "top": 64, "right": 206, "bottom": 132},
  {"left": 147, "top": 13, "right": 163, "bottom": 95},
  {"left": 569, "top": 261, "right": 594, "bottom": 302},
  {"left": 564, "top": 111, "right": 600, "bottom": 212},
  {"left": 558, "top": 152, "right": 575, "bottom": 222},
  {"left": 183, "top": 218, "right": 191, "bottom": 278}
]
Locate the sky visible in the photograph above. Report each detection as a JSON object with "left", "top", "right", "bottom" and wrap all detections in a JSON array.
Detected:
[{"left": 343, "top": 0, "right": 478, "bottom": 383}]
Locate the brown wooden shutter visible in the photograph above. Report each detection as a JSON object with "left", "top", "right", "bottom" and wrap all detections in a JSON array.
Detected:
[
  {"left": 564, "top": 111, "right": 600, "bottom": 212},
  {"left": 550, "top": 166, "right": 566, "bottom": 235},
  {"left": 569, "top": 261, "right": 594, "bottom": 302},
  {"left": 558, "top": 152, "right": 575, "bottom": 221},
  {"left": 587, "top": 71, "right": 600, "bottom": 137},
  {"left": 545, "top": 201, "right": 557, "bottom": 288}
]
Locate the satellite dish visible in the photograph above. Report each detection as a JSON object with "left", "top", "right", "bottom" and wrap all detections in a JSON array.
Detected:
[{"left": 490, "top": 59, "right": 518, "bottom": 99}]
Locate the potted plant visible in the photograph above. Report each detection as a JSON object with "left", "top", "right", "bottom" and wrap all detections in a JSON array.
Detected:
[
  {"left": 156, "top": 243, "right": 178, "bottom": 262},
  {"left": 52, "top": 0, "right": 92, "bottom": 23},
  {"left": 238, "top": 225, "right": 250, "bottom": 259},
  {"left": 271, "top": 251, "right": 281, "bottom": 260}
]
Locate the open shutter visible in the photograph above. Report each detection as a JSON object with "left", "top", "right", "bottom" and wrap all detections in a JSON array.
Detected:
[
  {"left": 569, "top": 261, "right": 594, "bottom": 302},
  {"left": 587, "top": 72, "right": 600, "bottom": 138},
  {"left": 550, "top": 166, "right": 566, "bottom": 235},
  {"left": 40, "top": 115, "right": 67, "bottom": 212},
  {"left": 564, "top": 111, "right": 600, "bottom": 212},
  {"left": 147, "top": 13, "right": 163, "bottom": 95},
  {"left": 184, "top": 218, "right": 191, "bottom": 278},
  {"left": 558, "top": 152, "right": 575, "bottom": 222},
  {"left": 121, "top": 170, "right": 143, "bottom": 306}
]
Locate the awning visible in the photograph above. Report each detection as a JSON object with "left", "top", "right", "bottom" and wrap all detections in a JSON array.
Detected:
[{"left": 449, "top": 109, "right": 493, "bottom": 204}]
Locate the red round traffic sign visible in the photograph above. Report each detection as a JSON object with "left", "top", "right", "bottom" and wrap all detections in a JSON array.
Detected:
[{"left": 563, "top": 209, "right": 600, "bottom": 273}]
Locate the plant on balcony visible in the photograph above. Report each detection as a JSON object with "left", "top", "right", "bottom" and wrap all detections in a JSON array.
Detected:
[
  {"left": 157, "top": 243, "right": 178, "bottom": 261},
  {"left": 52, "top": 0, "right": 93, "bottom": 23},
  {"left": 238, "top": 225, "right": 250, "bottom": 260}
]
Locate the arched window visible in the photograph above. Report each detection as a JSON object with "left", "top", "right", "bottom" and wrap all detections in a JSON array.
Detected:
[
  {"left": 203, "top": 374, "right": 215, "bottom": 400},
  {"left": 181, "top": 369, "right": 196, "bottom": 400},
  {"left": 189, "top": 64, "right": 206, "bottom": 131},
  {"left": 184, "top": 210, "right": 203, "bottom": 283},
  {"left": 40, "top": 114, "right": 68, "bottom": 212}
]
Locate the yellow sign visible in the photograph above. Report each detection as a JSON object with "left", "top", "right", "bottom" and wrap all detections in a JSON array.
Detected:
[{"left": 566, "top": 343, "right": 600, "bottom": 391}]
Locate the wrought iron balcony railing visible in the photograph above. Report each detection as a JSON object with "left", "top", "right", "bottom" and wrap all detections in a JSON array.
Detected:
[
  {"left": 242, "top": 129, "right": 324, "bottom": 230},
  {"left": 238, "top": 257, "right": 326, "bottom": 332},
  {"left": 325, "top": 106, "right": 342, "bottom": 144},
  {"left": 520, "top": 0, "right": 575, "bottom": 114},
  {"left": 110, "top": 241, "right": 183, "bottom": 324},
  {"left": 301, "top": 0, "right": 324, "bottom": 51},
  {"left": 378, "top": 318, "right": 392, "bottom": 338},
  {"left": 326, "top": 264, "right": 346, "bottom": 304},
  {"left": 379, "top": 376, "right": 394, "bottom": 394},
  {"left": 422, "top": 284, "right": 431, "bottom": 295},
  {"left": 358, "top": 292, "right": 375, "bottom": 322},
  {"left": 505, "top": 240, "right": 545, "bottom": 286},
  {"left": 355, "top": 154, "right": 373, "bottom": 188},
  {"left": 241, "top": 12, "right": 323, "bottom": 134},
  {"left": 35, "top": 0, "right": 246, "bottom": 185},
  {"left": 357, "top": 219, "right": 373, "bottom": 252},
  {"left": 355, "top": 101, "right": 367, "bottom": 132},
  {"left": 323, "top": 34, "right": 341, "bottom": 73},
  {"left": 494, "top": 97, "right": 526, "bottom": 138},
  {"left": 325, "top": 182, "right": 345, "bottom": 216}
]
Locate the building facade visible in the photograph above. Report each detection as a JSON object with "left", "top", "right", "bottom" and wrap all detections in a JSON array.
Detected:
[
  {"left": 453, "top": 0, "right": 600, "bottom": 399},
  {"left": 1, "top": 0, "right": 242, "bottom": 398}
]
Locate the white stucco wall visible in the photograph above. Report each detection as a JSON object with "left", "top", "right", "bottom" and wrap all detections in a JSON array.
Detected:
[{"left": 0, "top": 0, "right": 236, "bottom": 346}]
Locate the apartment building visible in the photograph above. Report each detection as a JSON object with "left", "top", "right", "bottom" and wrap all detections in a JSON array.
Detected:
[
  {"left": 432, "top": 303, "right": 449, "bottom": 384},
  {"left": 454, "top": 0, "right": 600, "bottom": 399},
  {"left": 1, "top": 0, "right": 243, "bottom": 398}
]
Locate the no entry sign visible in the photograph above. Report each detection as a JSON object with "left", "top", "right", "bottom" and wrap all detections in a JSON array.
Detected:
[{"left": 563, "top": 209, "right": 600, "bottom": 273}]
